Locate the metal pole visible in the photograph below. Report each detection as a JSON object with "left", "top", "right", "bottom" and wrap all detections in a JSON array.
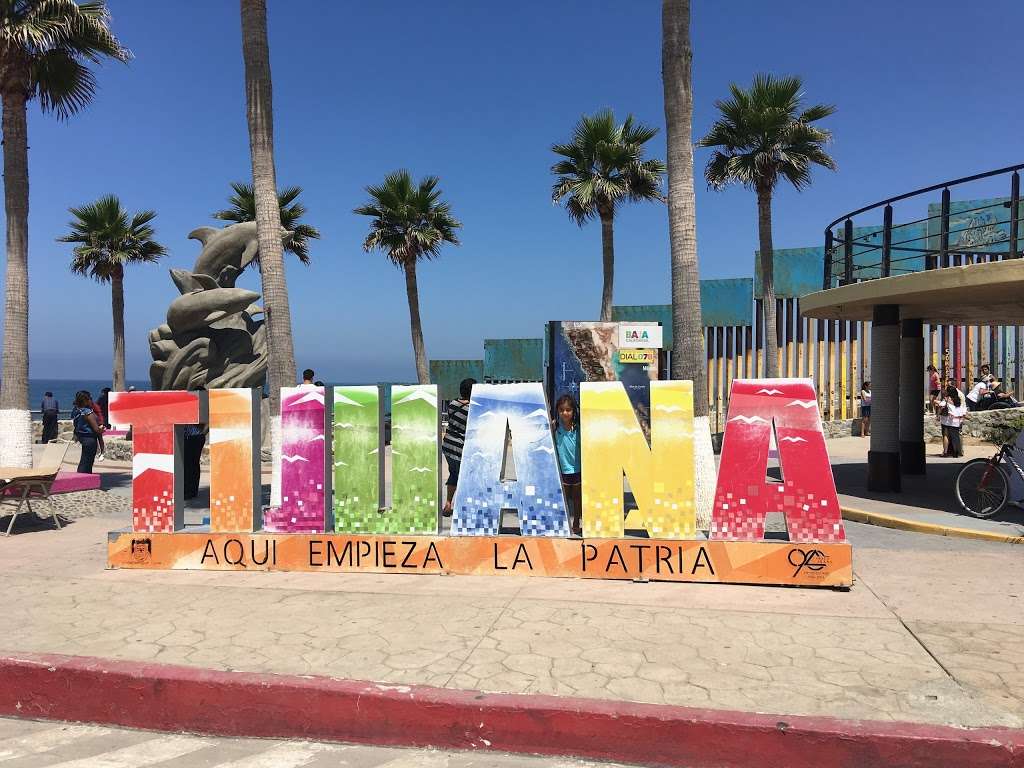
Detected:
[
  {"left": 882, "top": 204, "right": 893, "bottom": 277},
  {"left": 1011, "top": 171, "right": 1020, "bottom": 258},
  {"left": 824, "top": 229, "right": 834, "bottom": 289},
  {"left": 939, "top": 188, "right": 951, "bottom": 268},
  {"left": 844, "top": 219, "right": 854, "bottom": 284}
]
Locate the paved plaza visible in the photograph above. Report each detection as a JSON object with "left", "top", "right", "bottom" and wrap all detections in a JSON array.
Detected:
[{"left": 2, "top": 507, "right": 1022, "bottom": 731}]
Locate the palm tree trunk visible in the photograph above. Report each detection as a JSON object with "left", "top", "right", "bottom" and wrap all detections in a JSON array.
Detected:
[
  {"left": 240, "top": 0, "right": 295, "bottom": 406},
  {"left": 241, "top": 0, "right": 296, "bottom": 506},
  {"left": 599, "top": 208, "right": 615, "bottom": 322},
  {"left": 111, "top": 267, "right": 126, "bottom": 391},
  {"left": 757, "top": 185, "right": 779, "bottom": 378},
  {"left": 403, "top": 261, "right": 430, "bottom": 384},
  {"left": 662, "top": 0, "right": 714, "bottom": 527},
  {"left": 0, "top": 89, "right": 33, "bottom": 467}
]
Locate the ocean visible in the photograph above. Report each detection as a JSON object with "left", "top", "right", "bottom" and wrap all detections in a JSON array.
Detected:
[{"left": 29, "top": 378, "right": 150, "bottom": 418}]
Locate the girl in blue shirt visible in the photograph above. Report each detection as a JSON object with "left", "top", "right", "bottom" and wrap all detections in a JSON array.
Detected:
[{"left": 553, "top": 394, "right": 582, "bottom": 536}]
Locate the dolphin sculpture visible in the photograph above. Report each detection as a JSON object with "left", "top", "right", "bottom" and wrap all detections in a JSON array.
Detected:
[
  {"left": 166, "top": 287, "right": 261, "bottom": 335},
  {"left": 188, "top": 221, "right": 292, "bottom": 288}
]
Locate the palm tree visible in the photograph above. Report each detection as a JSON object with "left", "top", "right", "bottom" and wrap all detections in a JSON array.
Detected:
[
  {"left": 212, "top": 181, "right": 320, "bottom": 264},
  {"left": 58, "top": 195, "right": 166, "bottom": 391},
  {"left": 698, "top": 73, "right": 836, "bottom": 378},
  {"left": 0, "top": 1, "right": 129, "bottom": 466},
  {"left": 662, "top": 0, "right": 714, "bottom": 527},
  {"left": 551, "top": 110, "right": 666, "bottom": 321},
  {"left": 355, "top": 170, "right": 462, "bottom": 384},
  {"left": 240, "top": 0, "right": 295, "bottom": 413}
]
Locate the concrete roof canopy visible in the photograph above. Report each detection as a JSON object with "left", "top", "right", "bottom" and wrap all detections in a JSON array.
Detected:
[{"left": 801, "top": 259, "right": 1024, "bottom": 325}]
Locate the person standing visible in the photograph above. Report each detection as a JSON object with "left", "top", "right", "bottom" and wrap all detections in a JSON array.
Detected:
[
  {"left": 858, "top": 382, "right": 871, "bottom": 437},
  {"left": 441, "top": 378, "right": 475, "bottom": 517},
  {"left": 40, "top": 391, "right": 59, "bottom": 443},
  {"left": 71, "top": 391, "right": 103, "bottom": 473},
  {"left": 90, "top": 394, "right": 107, "bottom": 461},
  {"left": 937, "top": 385, "right": 967, "bottom": 458},
  {"left": 553, "top": 394, "right": 583, "bottom": 536},
  {"left": 926, "top": 365, "right": 940, "bottom": 413},
  {"left": 183, "top": 387, "right": 207, "bottom": 500},
  {"left": 96, "top": 387, "right": 112, "bottom": 428},
  {"left": 300, "top": 369, "right": 315, "bottom": 387}
]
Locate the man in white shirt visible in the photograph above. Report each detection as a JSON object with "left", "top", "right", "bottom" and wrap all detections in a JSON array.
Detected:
[{"left": 966, "top": 379, "right": 989, "bottom": 412}]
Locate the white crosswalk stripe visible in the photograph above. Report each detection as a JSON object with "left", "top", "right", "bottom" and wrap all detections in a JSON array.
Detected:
[
  {"left": 43, "top": 733, "right": 213, "bottom": 767},
  {"left": 0, "top": 719, "right": 634, "bottom": 767},
  {"left": 0, "top": 725, "right": 112, "bottom": 761},
  {"left": 214, "top": 741, "right": 337, "bottom": 767}
]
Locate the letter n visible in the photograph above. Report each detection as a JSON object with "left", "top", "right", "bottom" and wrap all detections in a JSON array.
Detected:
[
  {"left": 710, "top": 379, "right": 845, "bottom": 542},
  {"left": 108, "top": 390, "right": 201, "bottom": 533},
  {"left": 580, "top": 381, "right": 696, "bottom": 538}
]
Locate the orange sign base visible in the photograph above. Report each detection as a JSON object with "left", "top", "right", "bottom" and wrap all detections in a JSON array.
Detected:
[{"left": 108, "top": 530, "right": 853, "bottom": 588}]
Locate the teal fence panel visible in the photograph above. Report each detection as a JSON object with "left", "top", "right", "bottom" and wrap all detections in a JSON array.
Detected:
[
  {"left": 429, "top": 359, "right": 484, "bottom": 400},
  {"left": 699, "top": 278, "right": 753, "bottom": 327},
  {"left": 755, "top": 247, "right": 823, "bottom": 298},
  {"left": 483, "top": 338, "right": 543, "bottom": 381}
]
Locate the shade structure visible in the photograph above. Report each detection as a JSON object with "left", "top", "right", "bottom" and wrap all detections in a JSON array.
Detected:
[{"left": 802, "top": 259, "right": 1024, "bottom": 325}]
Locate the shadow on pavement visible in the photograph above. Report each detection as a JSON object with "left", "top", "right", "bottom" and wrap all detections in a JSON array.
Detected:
[{"left": 831, "top": 458, "right": 1024, "bottom": 526}]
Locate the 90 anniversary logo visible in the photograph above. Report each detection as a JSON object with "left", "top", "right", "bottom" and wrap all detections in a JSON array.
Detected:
[{"left": 788, "top": 548, "right": 829, "bottom": 577}]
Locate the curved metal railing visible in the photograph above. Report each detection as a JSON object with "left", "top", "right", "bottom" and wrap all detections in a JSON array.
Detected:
[{"left": 823, "top": 163, "right": 1024, "bottom": 289}]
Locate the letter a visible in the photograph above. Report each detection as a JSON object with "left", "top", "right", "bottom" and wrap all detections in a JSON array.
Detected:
[
  {"left": 452, "top": 383, "right": 569, "bottom": 536},
  {"left": 710, "top": 379, "right": 845, "bottom": 542}
]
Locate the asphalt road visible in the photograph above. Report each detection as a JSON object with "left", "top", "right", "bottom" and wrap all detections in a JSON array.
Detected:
[{"left": 0, "top": 717, "right": 635, "bottom": 768}]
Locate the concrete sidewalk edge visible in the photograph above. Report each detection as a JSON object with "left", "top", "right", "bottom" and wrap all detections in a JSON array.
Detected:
[
  {"left": 1, "top": 652, "right": 1022, "bottom": 768},
  {"left": 842, "top": 506, "right": 1024, "bottom": 545}
]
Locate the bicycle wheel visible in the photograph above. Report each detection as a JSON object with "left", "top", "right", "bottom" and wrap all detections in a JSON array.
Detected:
[{"left": 955, "top": 458, "right": 1009, "bottom": 518}]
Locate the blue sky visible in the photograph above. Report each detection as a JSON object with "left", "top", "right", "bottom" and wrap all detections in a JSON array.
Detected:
[{"left": 10, "top": 0, "right": 1024, "bottom": 382}]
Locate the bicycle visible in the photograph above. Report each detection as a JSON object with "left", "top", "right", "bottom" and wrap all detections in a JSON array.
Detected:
[{"left": 954, "top": 442, "right": 1024, "bottom": 518}]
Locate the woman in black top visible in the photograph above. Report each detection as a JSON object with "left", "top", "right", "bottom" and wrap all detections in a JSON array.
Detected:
[{"left": 71, "top": 391, "right": 103, "bottom": 473}]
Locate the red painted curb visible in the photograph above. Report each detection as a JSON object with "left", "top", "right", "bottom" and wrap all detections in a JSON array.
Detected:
[{"left": 1, "top": 652, "right": 1022, "bottom": 768}]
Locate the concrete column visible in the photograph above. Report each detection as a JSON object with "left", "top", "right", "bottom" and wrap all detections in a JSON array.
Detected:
[
  {"left": 899, "top": 318, "right": 926, "bottom": 475},
  {"left": 869, "top": 305, "right": 901, "bottom": 491}
]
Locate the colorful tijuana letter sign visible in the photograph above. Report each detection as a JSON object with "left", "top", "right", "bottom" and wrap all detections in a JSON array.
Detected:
[{"left": 109, "top": 378, "right": 845, "bottom": 543}]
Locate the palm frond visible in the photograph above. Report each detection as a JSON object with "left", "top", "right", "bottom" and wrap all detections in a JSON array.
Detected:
[
  {"left": 57, "top": 193, "right": 165, "bottom": 282},
  {"left": 211, "top": 180, "right": 319, "bottom": 262},
  {"left": 550, "top": 108, "right": 664, "bottom": 225},
  {"left": 3, "top": 0, "right": 129, "bottom": 120},
  {"left": 698, "top": 72, "right": 837, "bottom": 195},
  {"left": 354, "top": 170, "right": 462, "bottom": 268}
]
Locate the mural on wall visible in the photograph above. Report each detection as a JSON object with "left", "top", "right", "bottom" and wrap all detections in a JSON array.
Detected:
[
  {"left": 109, "top": 390, "right": 201, "bottom": 533},
  {"left": 264, "top": 386, "right": 326, "bottom": 533},
  {"left": 390, "top": 385, "right": 440, "bottom": 534},
  {"left": 451, "top": 382, "right": 570, "bottom": 537},
  {"left": 710, "top": 379, "right": 845, "bottom": 542},
  {"left": 927, "top": 197, "right": 1020, "bottom": 255},
  {"left": 331, "top": 385, "right": 382, "bottom": 533},
  {"left": 549, "top": 321, "right": 658, "bottom": 437},
  {"left": 208, "top": 388, "right": 261, "bottom": 532},
  {"left": 580, "top": 381, "right": 696, "bottom": 539}
]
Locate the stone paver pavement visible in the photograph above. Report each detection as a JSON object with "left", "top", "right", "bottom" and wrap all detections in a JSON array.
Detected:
[{"left": 2, "top": 509, "right": 1023, "bottom": 731}]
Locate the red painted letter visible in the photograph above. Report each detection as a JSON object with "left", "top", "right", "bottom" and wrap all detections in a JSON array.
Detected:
[
  {"left": 710, "top": 379, "right": 845, "bottom": 542},
  {"left": 109, "top": 390, "right": 201, "bottom": 533}
]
